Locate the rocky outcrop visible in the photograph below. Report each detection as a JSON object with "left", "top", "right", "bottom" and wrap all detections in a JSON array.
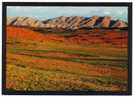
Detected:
[
  {"left": 43, "top": 16, "right": 128, "bottom": 29},
  {"left": 7, "top": 16, "right": 128, "bottom": 30},
  {"left": 111, "top": 20, "right": 128, "bottom": 28},
  {"left": 7, "top": 16, "right": 45, "bottom": 28},
  {"left": 96, "top": 16, "right": 112, "bottom": 28},
  {"left": 43, "top": 16, "right": 85, "bottom": 30},
  {"left": 80, "top": 16, "right": 99, "bottom": 28}
]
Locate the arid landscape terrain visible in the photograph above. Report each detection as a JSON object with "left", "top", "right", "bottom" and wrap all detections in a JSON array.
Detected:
[{"left": 6, "top": 16, "right": 128, "bottom": 91}]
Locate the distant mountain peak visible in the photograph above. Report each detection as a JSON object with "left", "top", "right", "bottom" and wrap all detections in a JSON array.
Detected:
[
  {"left": 7, "top": 16, "right": 128, "bottom": 30},
  {"left": 7, "top": 16, "right": 45, "bottom": 28}
]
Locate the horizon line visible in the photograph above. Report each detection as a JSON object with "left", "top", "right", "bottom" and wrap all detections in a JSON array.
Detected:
[{"left": 7, "top": 15, "right": 128, "bottom": 22}]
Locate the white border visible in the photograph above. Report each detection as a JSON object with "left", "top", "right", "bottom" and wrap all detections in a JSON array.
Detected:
[{"left": 0, "top": 0, "right": 133, "bottom": 99}]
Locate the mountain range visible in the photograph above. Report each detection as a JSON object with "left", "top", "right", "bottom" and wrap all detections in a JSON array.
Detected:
[{"left": 7, "top": 16, "right": 128, "bottom": 31}]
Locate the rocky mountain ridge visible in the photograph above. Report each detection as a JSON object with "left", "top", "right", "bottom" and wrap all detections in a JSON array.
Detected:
[{"left": 7, "top": 16, "right": 128, "bottom": 30}]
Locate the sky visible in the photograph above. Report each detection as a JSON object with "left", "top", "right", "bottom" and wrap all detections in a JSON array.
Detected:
[{"left": 7, "top": 6, "right": 128, "bottom": 22}]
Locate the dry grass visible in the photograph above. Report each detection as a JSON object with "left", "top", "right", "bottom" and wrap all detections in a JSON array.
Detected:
[
  {"left": 6, "top": 26, "right": 128, "bottom": 91},
  {"left": 6, "top": 64, "right": 127, "bottom": 91}
]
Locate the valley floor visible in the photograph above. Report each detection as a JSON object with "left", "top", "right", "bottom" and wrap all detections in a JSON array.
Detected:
[{"left": 6, "top": 26, "right": 128, "bottom": 91}]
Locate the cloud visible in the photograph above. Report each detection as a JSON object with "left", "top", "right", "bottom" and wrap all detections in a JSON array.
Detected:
[
  {"left": 7, "top": 6, "right": 128, "bottom": 21},
  {"left": 103, "top": 11, "right": 111, "bottom": 15}
]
